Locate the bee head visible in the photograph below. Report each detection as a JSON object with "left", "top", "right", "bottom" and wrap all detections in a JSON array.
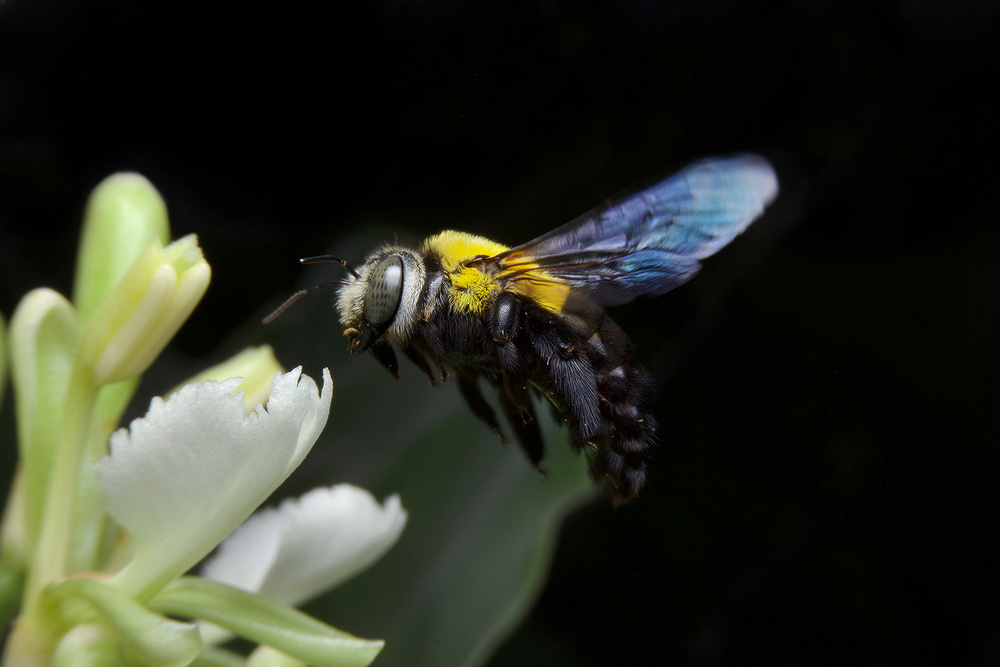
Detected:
[{"left": 337, "top": 247, "right": 427, "bottom": 375}]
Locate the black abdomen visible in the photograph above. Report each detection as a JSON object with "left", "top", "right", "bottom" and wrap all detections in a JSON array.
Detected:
[
  {"left": 584, "top": 317, "right": 658, "bottom": 502},
  {"left": 525, "top": 305, "right": 657, "bottom": 502}
]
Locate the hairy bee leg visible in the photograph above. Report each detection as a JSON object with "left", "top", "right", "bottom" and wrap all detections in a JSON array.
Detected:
[
  {"left": 414, "top": 320, "right": 450, "bottom": 382},
  {"left": 499, "top": 378, "right": 546, "bottom": 472},
  {"left": 456, "top": 372, "right": 507, "bottom": 444},
  {"left": 529, "top": 322, "right": 603, "bottom": 442},
  {"left": 402, "top": 345, "right": 438, "bottom": 386}
]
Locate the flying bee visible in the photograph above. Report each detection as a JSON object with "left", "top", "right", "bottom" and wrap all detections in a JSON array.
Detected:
[{"left": 271, "top": 156, "right": 778, "bottom": 502}]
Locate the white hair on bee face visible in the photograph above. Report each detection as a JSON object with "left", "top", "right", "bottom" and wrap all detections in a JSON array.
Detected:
[{"left": 336, "top": 246, "right": 427, "bottom": 344}]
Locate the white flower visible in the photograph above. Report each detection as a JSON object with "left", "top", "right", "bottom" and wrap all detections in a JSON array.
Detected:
[
  {"left": 95, "top": 367, "right": 332, "bottom": 600},
  {"left": 202, "top": 485, "right": 408, "bottom": 608}
]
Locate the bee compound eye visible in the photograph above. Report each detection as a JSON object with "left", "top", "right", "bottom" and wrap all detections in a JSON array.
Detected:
[{"left": 364, "top": 255, "right": 404, "bottom": 326}]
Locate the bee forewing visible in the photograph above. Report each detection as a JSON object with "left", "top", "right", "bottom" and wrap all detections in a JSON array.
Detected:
[{"left": 498, "top": 155, "right": 779, "bottom": 307}]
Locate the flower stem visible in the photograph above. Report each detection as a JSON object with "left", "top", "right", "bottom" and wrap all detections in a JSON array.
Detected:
[{"left": 24, "top": 361, "right": 99, "bottom": 608}]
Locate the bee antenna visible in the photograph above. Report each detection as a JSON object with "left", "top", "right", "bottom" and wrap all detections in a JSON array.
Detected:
[
  {"left": 262, "top": 255, "right": 362, "bottom": 325},
  {"left": 299, "top": 254, "right": 361, "bottom": 280},
  {"left": 261, "top": 279, "right": 342, "bottom": 325}
]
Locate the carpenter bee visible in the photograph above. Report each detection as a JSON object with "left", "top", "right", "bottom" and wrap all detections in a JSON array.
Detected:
[{"left": 275, "top": 156, "right": 778, "bottom": 502}]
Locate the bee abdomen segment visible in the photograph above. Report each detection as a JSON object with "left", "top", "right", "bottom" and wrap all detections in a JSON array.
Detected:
[{"left": 588, "top": 318, "right": 658, "bottom": 502}]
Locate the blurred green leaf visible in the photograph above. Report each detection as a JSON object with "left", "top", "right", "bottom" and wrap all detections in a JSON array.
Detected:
[{"left": 0, "top": 312, "right": 6, "bottom": 409}]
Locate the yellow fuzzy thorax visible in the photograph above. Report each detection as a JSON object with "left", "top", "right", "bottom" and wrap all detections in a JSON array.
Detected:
[
  {"left": 422, "top": 230, "right": 571, "bottom": 315},
  {"left": 423, "top": 231, "right": 508, "bottom": 314},
  {"left": 424, "top": 230, "right": 510, "bottom": 264}
]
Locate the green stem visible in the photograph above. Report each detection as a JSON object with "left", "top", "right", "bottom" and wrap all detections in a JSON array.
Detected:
[
  {"left": 67, "top": 377, "right": 138, "bottom": 575},
  {"left": 6, "top": 362, "right": 101, "bottom": 665},
  {"left": 24, "top": 362, "right": 99, "bottom": 609}
]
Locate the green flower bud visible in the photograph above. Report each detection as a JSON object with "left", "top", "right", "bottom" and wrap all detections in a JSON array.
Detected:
[
  {"left": 5, "top": 289, "right": 80, "bottom": 557},
  {"left": 73, "top": 173, "right": 171, "bottom": 325},
  {"left": 78, "top": 235, "right": 210, "bottom": 386},
  {"left": 176, "top": 345, "right": 283, "bottom": 411}
]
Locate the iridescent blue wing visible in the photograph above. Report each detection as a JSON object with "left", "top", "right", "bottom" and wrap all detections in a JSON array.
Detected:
[{"left": 496, "top": 155, "right": 779, "bottom": 307}]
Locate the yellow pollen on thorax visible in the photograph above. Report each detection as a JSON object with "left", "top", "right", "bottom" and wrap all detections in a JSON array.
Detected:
[
  {"left": 424, "top": 230, "right": 509, "bottom": 315},
  {"left": 451, "top": 265, "right": 499, "bottom": 314},
  {"left": 422, "top": 229, "right": 571, "bottom": 315}
]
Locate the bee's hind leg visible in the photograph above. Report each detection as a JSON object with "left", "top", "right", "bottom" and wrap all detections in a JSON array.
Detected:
[
  {"left": 402, "top": 345, "right": 440, "bottom": 386},
  {"left": 456, "top": 372, "right": 507, "bottom": 444},
  {"left": 499, "top": 377, "right": 546, "bottom": 475}
]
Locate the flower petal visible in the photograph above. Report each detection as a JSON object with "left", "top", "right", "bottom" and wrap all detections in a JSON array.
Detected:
[
  {"left": 201, "top": 485, "right": 407, "bottom": 608},
  {"left": 96, "top": 367, "right": 332, "bottom": 600}
]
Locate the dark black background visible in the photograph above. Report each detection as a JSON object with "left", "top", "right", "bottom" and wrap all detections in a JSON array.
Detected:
[{"left": 2, "top": 1, "right": 999, "bottom": 665}]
